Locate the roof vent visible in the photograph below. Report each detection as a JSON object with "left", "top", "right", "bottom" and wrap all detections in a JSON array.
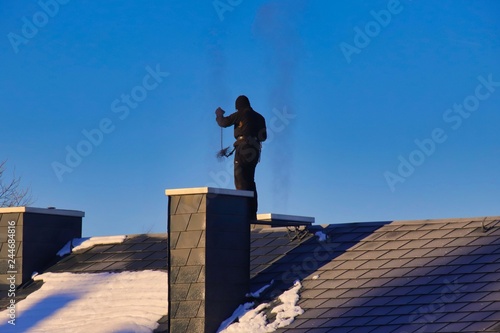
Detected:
[
  {"left": 254, "top": 214, "right": 315, "bottom": 240},
  {"left": 254, "top": 213, "right": 314, "bottom": 227}
]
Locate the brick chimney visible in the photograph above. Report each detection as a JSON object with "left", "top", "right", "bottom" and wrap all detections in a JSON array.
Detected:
[
  {"left": 165, "top": 187, "right": 253, "bottom": 333},
  {"left": 0, "top": 207, "right": 84, "bottom": 294}
]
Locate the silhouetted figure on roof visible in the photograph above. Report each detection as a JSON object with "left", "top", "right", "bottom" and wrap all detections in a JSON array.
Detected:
[{"left": 216, "top": 95, "right": 267, "bottom": 220}]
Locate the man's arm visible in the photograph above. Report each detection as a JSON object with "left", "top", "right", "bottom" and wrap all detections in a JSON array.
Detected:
[
  {"left": 258, "top": 115, "right": 267, "bottom": 142},
  {"left": 216, "top": 107, "right": 238, "bottom": 128}
]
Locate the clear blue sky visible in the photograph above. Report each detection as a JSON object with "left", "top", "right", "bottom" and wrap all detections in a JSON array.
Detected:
[{"left": 2, "top": 0, "right": 499, "bottom": 236}]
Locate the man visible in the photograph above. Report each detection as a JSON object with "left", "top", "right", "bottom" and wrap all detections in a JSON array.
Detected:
[{"left": 215, "top": 95, "right": 267, "bottom": 220}]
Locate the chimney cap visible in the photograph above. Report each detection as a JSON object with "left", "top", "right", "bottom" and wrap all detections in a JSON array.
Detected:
[
  {"left": 165, "top": 187, "right": 254, "bottom": 198},
  {"left": 0, "top": 206, "right": 85, "bottom": 217}
]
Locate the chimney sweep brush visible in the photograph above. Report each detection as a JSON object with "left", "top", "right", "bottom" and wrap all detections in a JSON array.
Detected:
[{"left": 216, "top": 127, "right": 234, "bottom": 160}]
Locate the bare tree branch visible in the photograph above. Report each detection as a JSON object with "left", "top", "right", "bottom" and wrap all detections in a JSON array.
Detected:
[{"left": 0, "top": 160, "right": 34, "bottom": 207}]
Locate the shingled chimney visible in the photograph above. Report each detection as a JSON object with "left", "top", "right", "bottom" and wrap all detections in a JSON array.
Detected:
[
  {"left": 0, "top": 207, "right": 84, "bottom": 294},
  {"left": 165, "top": 187, "right": 252, "bottom": 333}
]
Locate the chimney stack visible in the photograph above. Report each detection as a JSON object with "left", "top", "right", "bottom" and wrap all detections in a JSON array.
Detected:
[
  {"left": 165, "top": 187, "right": 252, "bottom": 333},
  {"left": 0, "top": 207, "right": 84, "bottom": 294}
]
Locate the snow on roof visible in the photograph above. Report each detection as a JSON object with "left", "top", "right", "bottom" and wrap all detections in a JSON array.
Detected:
[
  {"left": 0, "top": 270, "right": 167, "bottom": 333},
  {"left": 57, "top": 235, "right": 127, "bottom": 257},
  {"left": 314, "top": 231, "right": 328, "bottom": 242},
  {"left": 246, "top": 280, "right": 274, "bottom": 298},
  {"left": 218, "top": 281, "right": 304, "bottom": 333}
]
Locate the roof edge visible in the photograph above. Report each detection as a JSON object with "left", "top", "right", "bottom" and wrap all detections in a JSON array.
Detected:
[
  {"left": 391, "top": 215, "right": 500, "bottom": 225},
  {"left": 315, "top": 215, "right": 500, "bottom": 229}
]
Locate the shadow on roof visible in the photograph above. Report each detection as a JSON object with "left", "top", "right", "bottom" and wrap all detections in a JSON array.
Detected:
[
  {"left": 46, "top": 234, "right": 168, "bottom": 273},
  {"left": 249, "top": 222, "right": 392, "bottom": 300},
  {"left": 0, "top": 294, "right": 77, "bottom": 333},
  {"left": 310, "top": 225, "right": 500, "bottom": 332}
]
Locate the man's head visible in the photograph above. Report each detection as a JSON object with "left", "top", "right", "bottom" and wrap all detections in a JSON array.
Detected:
[{"left": 235, "top": 95, "right": 251, "bottom": 110}]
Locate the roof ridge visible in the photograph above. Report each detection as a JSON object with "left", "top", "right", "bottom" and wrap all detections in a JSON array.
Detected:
[{"left": 391, "top": 215, "right": 500, "bottom": 225}]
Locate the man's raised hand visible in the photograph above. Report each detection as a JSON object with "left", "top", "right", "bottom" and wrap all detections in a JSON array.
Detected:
[{"left": 215, "top": 107, "right": 225, "bottom": 117}]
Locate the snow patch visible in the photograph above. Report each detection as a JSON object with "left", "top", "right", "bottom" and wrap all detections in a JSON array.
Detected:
[
  {"left": 218, "top": 281, "right": 304, "bottom": 333},
  {"left": 56, "top": 238, "right": 88, "bottom": 256},
  {"left": 217, "top": 302, "right": 255, "bottom": 332},
  {"left": 57, "top": 235, "right": 126, "bottom": 257},
  {"left": 246, "top": 280, "right": 274, "bottom": 298},
  {"left": 0, "top": 270, "right": 167, "bottom": 333},
  {"left": 72, "top": 235, "right": 126, "bottom": 252},
  {"left": 315, "top": 231, "right": 327, "bottom": 242}
]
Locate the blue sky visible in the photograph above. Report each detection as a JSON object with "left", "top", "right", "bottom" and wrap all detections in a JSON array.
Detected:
[{"left": 2, "top": 0, "right": 499, "bottom": 236}]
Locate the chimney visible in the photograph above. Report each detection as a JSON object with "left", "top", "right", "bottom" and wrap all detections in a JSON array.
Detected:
[
  {"left": 165, "top": 187, "right": 253, "bottom": 333},
  {"left": 0, "top": 207, "right": 84, "bottom": 293}
]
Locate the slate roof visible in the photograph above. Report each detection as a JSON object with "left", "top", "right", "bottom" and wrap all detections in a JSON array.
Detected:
[
  {"left": 251, "top": 216, "right": 500, "bottom": 333},
  {"left": 45, "top": 234, "right": 168, "bottom": 273},
  {"left": 2, "top": 216, "right": 500, "bottom": 332}
]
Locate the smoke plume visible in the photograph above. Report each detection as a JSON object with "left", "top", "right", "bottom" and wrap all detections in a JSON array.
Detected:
[{"left": 253, "top": 0, "right": 306, "bottom": 211}]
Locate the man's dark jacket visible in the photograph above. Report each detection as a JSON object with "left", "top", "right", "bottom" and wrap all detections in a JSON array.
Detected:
[{"left": 216, "top": 107, "right": 267, "bottom": 144}]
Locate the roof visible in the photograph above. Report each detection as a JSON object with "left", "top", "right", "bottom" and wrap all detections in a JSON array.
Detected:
[
  {"left": 47, "top": 234, "right": 168, "bottom": 273},
  {"left": 1, "top": 271, "right": 167, "bottom": 333},
  {"left": 249, "top": 216, "right": 500, "bottom": 332},
  {"left": 0, "top": 234, "right": 169, "bottom": 333},
  {"left": 2, "top": 216, "right": 500, "bottom": 332}
]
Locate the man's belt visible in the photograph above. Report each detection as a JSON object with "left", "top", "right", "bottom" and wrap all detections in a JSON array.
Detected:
[{"left": 237, "top": 136, "right": 258, "bottom": 141}]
